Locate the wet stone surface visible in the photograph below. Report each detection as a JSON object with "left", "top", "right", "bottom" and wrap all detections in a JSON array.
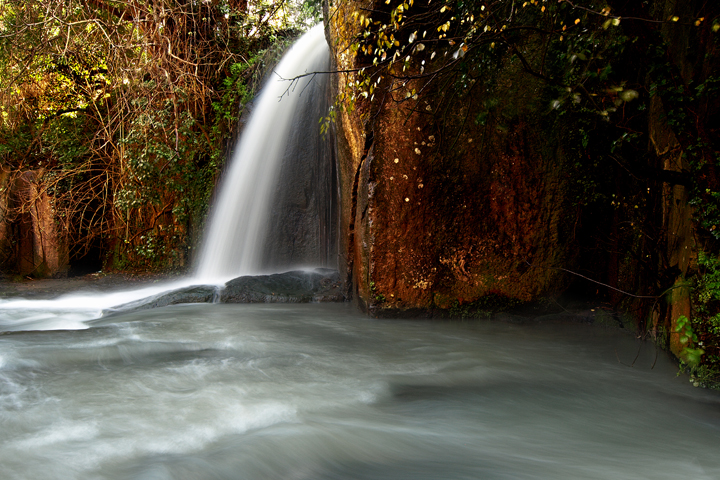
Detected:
[
  {"left": 220, "top": 268, "right": 343, "bottom": 304},
  {"left": 97, "top": 269, "right": 345, "bottom": 317}
]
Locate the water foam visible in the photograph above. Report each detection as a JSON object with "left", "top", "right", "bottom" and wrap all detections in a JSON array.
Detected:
[{"left": 0, "top": 278, "right": 194, "bottom": 331}]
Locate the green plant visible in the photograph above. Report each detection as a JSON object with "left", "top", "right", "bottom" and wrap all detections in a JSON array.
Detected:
[
  {"left": 664, "top": 253, "right": 720, "bottom": 388},
  {"left": 688, "top": 362, "right": 720, "bottom": 389},
  {"left": 690, "top": 253, "right": 720, "bottom": 383},
  {"left": 675, "top": 315, "right": 705, "bottom": 367},
  {"left": 369, "top": 281, "right": 386, "bottom": 303}
]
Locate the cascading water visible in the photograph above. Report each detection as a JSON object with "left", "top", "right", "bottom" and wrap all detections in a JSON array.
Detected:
[{"left": 195, "top": 24, "right": 335, "bottom": 282}]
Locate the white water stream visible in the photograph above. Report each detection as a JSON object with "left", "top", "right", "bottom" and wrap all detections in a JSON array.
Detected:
[{"left": 195, "top": 24, "right": 330, "bottom": 282}]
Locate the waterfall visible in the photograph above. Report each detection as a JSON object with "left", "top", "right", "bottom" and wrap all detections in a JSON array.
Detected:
[
  {"left": 0, "top": 25, "right": 337, "bottom": 330},
  {"left": 195, "top": 25, "right": 335, "bottom": 283}
]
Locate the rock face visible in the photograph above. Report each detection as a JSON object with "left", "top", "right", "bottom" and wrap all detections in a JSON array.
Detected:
[
  {"left": 645, "top": 0, "right": 719, "bottom": 357},
  {"left": 326, "top": 2, "right": 572, "bottom": 315},
  {"left": 101, "top": 269, "right": 344, "bottom": 317}
]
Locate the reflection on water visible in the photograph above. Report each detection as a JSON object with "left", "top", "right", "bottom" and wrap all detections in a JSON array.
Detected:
[{"left": 1, "top": 303, "right": 719, "bottom": 479}]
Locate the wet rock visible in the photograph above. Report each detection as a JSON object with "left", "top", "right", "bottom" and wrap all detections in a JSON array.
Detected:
[
  {"left": 102, "top": 285, "right": 218, "bottom": 317},
  {"left": 220, "top": 268, "right": 344, "bottom": 303},
  {"left": 99, "top": 269, "right": 345, "bottom": 318}
]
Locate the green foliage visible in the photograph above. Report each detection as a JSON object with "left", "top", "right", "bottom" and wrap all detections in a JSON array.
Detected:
[
  {"left": 293, "top": 0, "right": 324, "bottom": 27},
  {"left": 690, "top": 190, "right": 720, "bottom": 240},
  {"left": 675, "top": 315, "right": 704, "bottom": 366},
  {"left": 697, "top": 252, "right": 720, "bottom": 306},
  {"left": 677, "top": 253, "right": 720, "bottom": 388},
  {"left": 135, "top": 231, "right": 184, "bottom": 271},
  {"left": 695, "top": 252, "right": 720, "bottom": 353},
  {"left": 341, "top": 0, "right": 653, "bottom": 113},
  {"left": 687, "top": 363, "right": 720, "bottom": 389}
]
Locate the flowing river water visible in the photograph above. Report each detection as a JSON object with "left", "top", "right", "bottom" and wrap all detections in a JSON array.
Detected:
[{"left": 2, "top": 302, "right": 720, "bottom": 479}]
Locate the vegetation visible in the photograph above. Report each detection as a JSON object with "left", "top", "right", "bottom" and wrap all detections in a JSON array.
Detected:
[
  {"left": 685, "top": 252, "right": 720, "bottom": 387},
  {"left": 0, "top": 0, "right": 321, "bottom": 273}
]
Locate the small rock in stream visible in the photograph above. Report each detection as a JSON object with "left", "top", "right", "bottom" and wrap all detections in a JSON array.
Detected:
[{"left": 102, "top": 285, "right": 219, "bottom": 317}]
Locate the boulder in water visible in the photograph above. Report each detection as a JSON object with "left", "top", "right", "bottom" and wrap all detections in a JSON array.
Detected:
[
  {"left": 102, "top": 285, "right": 219, "bottom": 317},
  {"left": 100, "top": 269, "right": 344, "bottom": 318},
  {"left": 220, "top": 268, "right": 344, "bottom": 303}
]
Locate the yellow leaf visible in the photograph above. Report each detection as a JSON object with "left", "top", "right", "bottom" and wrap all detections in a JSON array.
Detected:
[{"left": 619, "top": 89, "right": 639, "bottom": 102}]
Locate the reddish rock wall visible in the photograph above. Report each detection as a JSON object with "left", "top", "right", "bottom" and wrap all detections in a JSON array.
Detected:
[
  {"left": 0, "top": 170, "right": 69, "bottom": 278},
  {"left": 327, "top": 2, "right": 572, "bottom": 315}
]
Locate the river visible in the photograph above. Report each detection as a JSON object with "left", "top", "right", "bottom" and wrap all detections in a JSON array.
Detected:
[{"left": 2, "top": 302, "right": 719, "bottom": 479}]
